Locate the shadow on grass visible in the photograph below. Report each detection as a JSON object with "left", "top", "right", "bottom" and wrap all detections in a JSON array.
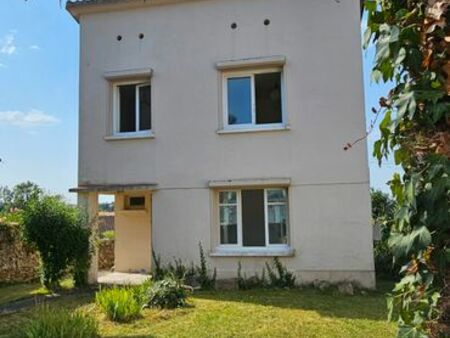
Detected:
[{"left": 192, "top": 280, "right": 393, "bottom": 321}]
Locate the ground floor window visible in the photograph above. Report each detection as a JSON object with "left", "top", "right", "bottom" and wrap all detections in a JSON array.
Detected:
[{"left": 219, "top": 188, "right": 288, "bottom": 247}]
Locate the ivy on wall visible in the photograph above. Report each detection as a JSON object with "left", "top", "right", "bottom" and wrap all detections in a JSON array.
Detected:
[{"left": 364, "top": 1, "right": 449, "bottom": 337}]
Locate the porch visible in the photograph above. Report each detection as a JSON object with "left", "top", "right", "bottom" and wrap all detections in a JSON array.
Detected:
[
  {"left": 98, "top": 271, "right": 150, "bottom": 286},
  {"left": 69, "top": 183, "right": 157, "bottom": 284}
]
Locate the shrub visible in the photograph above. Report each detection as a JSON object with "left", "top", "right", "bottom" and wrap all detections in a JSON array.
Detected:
[
  {"left": 20, "top": 306, "right": 98, "bottom": 338},
  {"left": 21, "top": 196, "right": 92, "bottom": 289},
  {"left": 371, "top": 189, "right": 399, "bottom": 279},
  {"left": 196, "top": 242, "right": 216, "bottom": 290},
  {"left": 237, "top": 261, "right": 266, "bottom": 290},
  {"left": 265, "top": 257, "right": 296, "bottom": 288},
  {"left": 95, "top": 287, "right": 143, "bottom": 322},
  {"left": 147, "top": 274, "right": 189, "bottom": 309}
]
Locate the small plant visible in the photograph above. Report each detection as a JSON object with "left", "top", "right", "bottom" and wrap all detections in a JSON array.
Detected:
[
  {"left": 196, "top": 242, "right": 216, "bottom": 290},
  {"left": 237, "top": 261, "right": 266, "bottom": 290},
  {"left": 130, "top": 279, "right": 153, "bottom": 307},
  {"left": 152, "top": 250, "right": 166, "bottom": 281},
  {"left": 101, "top": 230, "right": 115, "bottom": 241},
  {"left": 265, "top": 257, "right": 296, "bottom": 288},
  {"left": 95, "top": 287, "right": 143, "bottom": 322},
  {"left": 147, "top": 274, "right": 189, "bottom": 309},
  {"left": 21, "top": 306, "right": 98, "bottom": 338},
  {"left": 167, "top": 258, "right": 188, "bottom": 281}
]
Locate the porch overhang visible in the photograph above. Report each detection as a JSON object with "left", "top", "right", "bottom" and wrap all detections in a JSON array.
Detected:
[{"left": 69, "top": 183, "right": 158, "bottom": 194}]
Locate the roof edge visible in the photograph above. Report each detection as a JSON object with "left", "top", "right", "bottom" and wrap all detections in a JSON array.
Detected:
[
  {"left": 67, "top": 0, "right": 365, "bottom": 22},
  {"left": 66, "top": 0, "right": 200, "bottom": 22}
]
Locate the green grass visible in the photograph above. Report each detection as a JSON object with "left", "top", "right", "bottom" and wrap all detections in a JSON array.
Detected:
[
  {"left": 0, "top": 279, "right": 74, "bottom": 305},
  {"left": 0, "top": 283, "right": 45, "bottom": 305},
  {"left": 0, "top": 285, "right": 396, "bottom": 338}
]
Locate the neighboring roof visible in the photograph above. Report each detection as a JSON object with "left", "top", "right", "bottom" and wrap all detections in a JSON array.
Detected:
[{"left": 66, "top": 0, "right": 364, "bottom": 22}]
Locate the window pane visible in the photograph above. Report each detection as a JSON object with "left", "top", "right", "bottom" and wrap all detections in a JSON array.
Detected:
[
  {"left": 119, "top": 85, "right": 136, "bottom": 132},
  {"left": 268, "top": 204, "right": 288, "bottom": 244},
  {"left": 267, "top": 189, "right": 287, "bottom": 203},
  {"left": 220, "top": 205, "right": 238, "bottom": 244},
  {"left": 219, "top": 191, "right": 236, "bottom": 204},
  {"left": 255, "top": 72, "right": 282, "bottom": 124},
  {"left": 227, "top": 77, "right": 252, "bottom": 125},
  {"left": 242, "top": 189, "right": 265, "bottom": 246},
  {"left": 139, "top": 85, "right": 151, "bottom": 131}
]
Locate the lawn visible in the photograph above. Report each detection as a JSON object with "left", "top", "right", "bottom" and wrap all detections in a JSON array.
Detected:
[
  {"left": 0, "top": 283, "right": 396, "bottom": 338},
  {"left": 0, "top": 279, "right": 73, "bottom": 305}
]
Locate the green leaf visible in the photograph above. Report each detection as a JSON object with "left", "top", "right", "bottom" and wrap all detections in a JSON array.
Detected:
[
  {"left": 389, "top": 26, "right": 400, "bottom": 43},
  {"left": 364, "top": 0, "right": 377, "bottom": 13},
  {"left": 396, "top": 90, "right": 416, "bottom": 119},
  {"left": 394, "top": 148, "right": 407, "bottom": 165},
  {"left": 411, "top": 226, "right": 432, "bottom": 249},
  {"left": 372, "top": 69, "right": 383, "bottom": 83},
  {"left": 387, "top": 296, "right": 394, "bottom": 321},
  {"left": 363, "top": 27, "right": 372, "bottom": 49},
  {"left": 375, "top": 24, "right": 392, "bottom": 62},
  {"left": 373, "top": 140, "right": 383, "bottom": 163},
  {"left": 389, "top": 232, "right": 412, "bottom": 259},
  {"left": 405, "top": 178, "right": 416, "bottom": 209},
  {"left": 395, "top": 48, "right": 406, "bottom": 65}
]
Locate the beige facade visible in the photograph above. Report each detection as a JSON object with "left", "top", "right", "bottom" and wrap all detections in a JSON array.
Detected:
[{"left": 68, "top": 0, "right": 375, "bottom": 288}]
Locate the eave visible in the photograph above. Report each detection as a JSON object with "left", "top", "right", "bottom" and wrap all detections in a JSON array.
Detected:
[
  {"left": 66, "top": 0, "right": 365, "bottom": 22},
  {"left": 66, "top": 0, "right": 204, "bottom": 22}
]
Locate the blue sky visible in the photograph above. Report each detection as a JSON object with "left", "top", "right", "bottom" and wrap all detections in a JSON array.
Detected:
[{"left": 0, "top": 1, "right": 398, "bottom": 203}]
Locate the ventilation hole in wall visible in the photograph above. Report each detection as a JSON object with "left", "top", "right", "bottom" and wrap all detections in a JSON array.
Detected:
[
  {"left": 264, "top": 19, "right": 270, "bottom": 26},
  {"left": 231, "top": 22, "right": 237, "bottom": 30},
  {"left": 139, "top": 33, "right": 144, "bottom": 39},
  {"left": 117, "top": 35, "right": 122, "bottom": 41}
]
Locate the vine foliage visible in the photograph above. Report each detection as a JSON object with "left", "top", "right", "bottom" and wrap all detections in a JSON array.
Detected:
[{"left": 364, "top": 1, "right": 449, "bottom": 337}]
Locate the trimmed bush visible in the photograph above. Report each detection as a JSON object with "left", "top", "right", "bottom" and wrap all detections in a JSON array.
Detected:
[
  {"left": 95, "top": 287, "right": 143, "bottom": 322},
  {"left": 20, "top": 306, "right": 98, "bottom": 338},
  {"left": 22, "top": 196, "right": 92, "bottom": 289},
  {"left": 147, "top": 275, "right": 189, "bottom": 309}
]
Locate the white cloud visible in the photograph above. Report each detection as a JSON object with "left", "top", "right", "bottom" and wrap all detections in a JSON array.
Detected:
[
  {"left": 0, "top": 34, "right": 16, "bottom": 55},
  {"left": 0, "top": 109, "right": 59, "bottom": 128},
  {"left": 29, "top": 45, "right": 40, "bottom": 50}
]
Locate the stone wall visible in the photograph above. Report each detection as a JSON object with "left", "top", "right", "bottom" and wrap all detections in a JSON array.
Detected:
[
  {"left": 98, "top": 239, "right": 114, "bottom": 271},
  {"left": 0, "top": 222, "right": 39, "bottom": 283}
]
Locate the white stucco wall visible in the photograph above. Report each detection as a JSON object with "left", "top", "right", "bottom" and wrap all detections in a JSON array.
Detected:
[{"left": 75, "top": 0, "right": 375, "bottom": 287}]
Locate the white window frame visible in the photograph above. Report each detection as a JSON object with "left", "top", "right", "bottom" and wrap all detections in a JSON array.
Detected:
[
  {"left": 218, "top": 190, "right": 242, "bottom": 248},
  {"left": 112, "top": 80, "right": 151, "bottom": 136},
  {"left": 222, "top": 68, "right": 286, "bottom": 131},
  {"left": 217, "top": 188, "right": 289, "bottom": 250}
]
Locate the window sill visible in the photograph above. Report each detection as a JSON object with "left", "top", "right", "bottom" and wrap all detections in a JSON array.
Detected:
[
  {"left": 104, "top": 132, "right": 154, "bottom": 141},
  {"left": 217, "top": 125, "right": 290, "bottom": 135},
  {"left": 210, "top": 247, "right": 295, "bottom": 257}
]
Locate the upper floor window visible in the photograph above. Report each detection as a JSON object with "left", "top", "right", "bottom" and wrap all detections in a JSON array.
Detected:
[
  {"left": 223, "top": 69, "right": 284, "bottom": 130},
  {"left": 113, "top": 82, "right": 151, "bottom": 135}
]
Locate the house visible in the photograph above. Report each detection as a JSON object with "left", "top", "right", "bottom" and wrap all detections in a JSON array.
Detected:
[{"left": 67, "top": 0, "right": 375, "bottom": 288}]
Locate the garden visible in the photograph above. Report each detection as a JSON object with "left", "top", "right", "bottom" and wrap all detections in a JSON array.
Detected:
[{"left": 0, "top": 181, "right": 400, "bottom": 338}]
